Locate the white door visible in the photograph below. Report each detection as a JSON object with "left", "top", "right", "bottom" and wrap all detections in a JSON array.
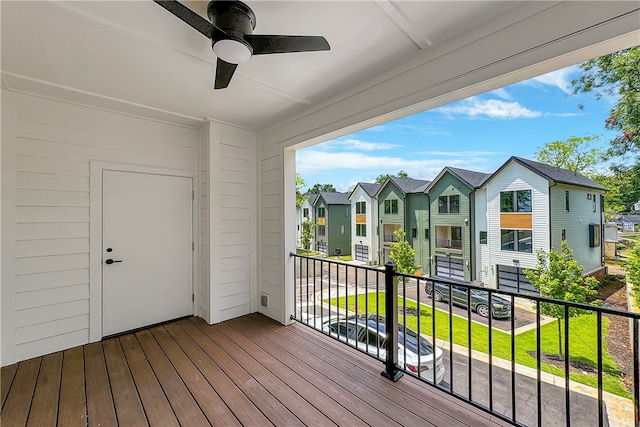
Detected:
[{"left": 102, "top": 170, "right": 193, "bottom": 337}]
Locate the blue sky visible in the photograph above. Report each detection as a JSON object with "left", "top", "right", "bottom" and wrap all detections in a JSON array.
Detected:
[{"left": 297, "top": 65, "right": 617, "bottom": 193}]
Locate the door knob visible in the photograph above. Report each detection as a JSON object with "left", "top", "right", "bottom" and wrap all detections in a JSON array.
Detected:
[{"left": 105, "top": 259, "right": 123, "bottom": 265}]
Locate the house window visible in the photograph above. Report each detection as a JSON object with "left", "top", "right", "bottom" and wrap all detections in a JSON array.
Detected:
[
  {"left": 303, "top": 208, "right": 309, "bottom": 218},
  {"left": 438, "top": 195, "right": 460, "bottom": 213},
  {"left": 340, "top": 224, "right": 345, "bottom": 235},
  {"left": 501, "top": 229, "right": 532, "bottom": 252},
  {"left": 317, "top": 225, "right": 326, "bottom": 236},
  {"left": 592, "top": 194, "right": 596, "bottom": 212},
  {"left": 501, "top": 190, "right": 532, "bottom": 212},
  {"left": 356, "top": 202, "right": 366, "bottom": 214},
  {"left": 425, "top": 229, "right": 429, "bottom": 239},
  {"left": 345, "top": 207, "right": 349, "bottom": 217},
  {"left": 411, "top": 228, "right": 417, "bottom": 238},
  {"left": 384, "top": 199, "right": 398, "bottom": 214},
  {"left": 565, "top": 191, "right": 570, "bottom": 212},
  {"left": 561, "top": 229, "right": 566, "bottom": 240},
  {"left": 451, "top": 226, "right": 462, "bottom": 244},
  {"left": 318, "top": 207, "right": 325, "bottom": 218},
  {"left": 356, "top": 224, "right": 366, "bottom": 236},
  {"left": 479, "top": 231, "right": 487, "bottom": 244}
]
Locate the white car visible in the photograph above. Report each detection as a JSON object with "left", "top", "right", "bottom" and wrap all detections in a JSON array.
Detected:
[{"left": 323, "top": 314, "right": 445, "bottom": 384}]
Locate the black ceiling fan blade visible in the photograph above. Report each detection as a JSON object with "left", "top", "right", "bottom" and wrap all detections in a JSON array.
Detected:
[
  {"left": 154, "top": 0, "right": 217, "bottom": 39},
  {"left": 214, "top": 58, "right": 238, "bottom": 89},
  {"left": 246, "top": 35, "right": 330, "bottom": 55}
]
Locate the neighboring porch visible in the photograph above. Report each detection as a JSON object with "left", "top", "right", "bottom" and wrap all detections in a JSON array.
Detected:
[{"left": 1, "top": 314, "right": 507, "bottom": 427}]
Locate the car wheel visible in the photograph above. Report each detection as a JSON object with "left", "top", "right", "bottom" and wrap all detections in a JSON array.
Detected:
[
  {"left": 434, "top": 290, "right": 443, "bottom": 302},
  {"left": 476, "top": 304, "right": 490, "bottom": 318}
]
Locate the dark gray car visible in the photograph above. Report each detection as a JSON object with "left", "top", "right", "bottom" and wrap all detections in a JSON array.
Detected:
[{"left": 425, "top": 278, "right": 512, "bottom": 318}]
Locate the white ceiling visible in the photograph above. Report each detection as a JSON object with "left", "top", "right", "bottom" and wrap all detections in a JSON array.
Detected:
[{"left": 2, "top": 1, "right": 639, "bottom": 131}]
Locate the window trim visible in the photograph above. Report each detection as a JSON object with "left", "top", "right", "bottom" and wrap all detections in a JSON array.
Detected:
[
  {"left": 500, "top": 189, "right": 532, "bottom": 213},
  {"left": 356, "top": 223, "right": 366, "bottom": 237},
  {"left": 384, "top": 199, "right": 399, "bottom": 214},
  {"left": 500, "top": 228, "right": 532, "bottom": 253},
  {"left": 356, "top": 201, "right": 366, "bottom": 215}
]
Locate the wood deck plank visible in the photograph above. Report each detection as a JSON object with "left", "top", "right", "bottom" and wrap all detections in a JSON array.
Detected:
[
  {"left": 118, "top": 334, "right": 179, "bottom": 427},
  {"left": 228, "top": 316, "right": 404, "bottom": 427},
  {"left": 134, "top": 329, "right": 209, "bottom": 426},
  {"left": 149, "top": 325, "right": 241, "bottom": 426},
  {"left": 58, "top": 347, "right": 87, "bottom": 427},
  {"left": 273, "top": 315, "right": 502, "bottom": 427},
  {"left": 190, "top": 317, "right": 336, "bottom": 427},
  {"left": 0, "top": 357, "right": 41, "bottom": 426},
  {"left": 102, "top": 338, "right": 148, "bottom": 426},
  {"left": 84, "top": 342, "right": 117, "bottom": 427},
  {"left": 178, "top": 319, "right": 304, "bottom": 427},
  {"left": 1, "top": 364, "right": 18, "bottom": 410},
  {"left": 163, "top": 321, "right": 273, "bottom": 427},
  {"left": 218, "top": 320, "right": 370, "bottom": 427},
  {"left": 27, "top": 352, "right": 63, "bottom": 427}
]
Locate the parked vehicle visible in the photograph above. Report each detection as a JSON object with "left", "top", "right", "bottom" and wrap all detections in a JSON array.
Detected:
[
  {"left": 425, "top": 278, "right": 511, "bottom": 318},
  {"left": 323, "top": 314, "right": 445, "bottom": 384}
]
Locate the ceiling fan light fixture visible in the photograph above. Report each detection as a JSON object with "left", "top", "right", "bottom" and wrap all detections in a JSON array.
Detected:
[{"left": 213, "top": 38, "right": 252, "bottom": 64}]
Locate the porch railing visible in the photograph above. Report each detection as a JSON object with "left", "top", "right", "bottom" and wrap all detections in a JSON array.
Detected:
[
  {"left": 290, "top": 253, "right": 640, "bottom": 427},
  {"left": 436, "top": 239, "right": 462, "bottom": 249},
  {"left": 383, "top": 234, "right": 399, "bottom": 243}
]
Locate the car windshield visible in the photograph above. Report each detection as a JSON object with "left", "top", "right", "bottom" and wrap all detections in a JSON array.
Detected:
[
  {"left": 472, "top": 289, "right": 489, "bottom": 297},
  {"left": 399, "top": 325, "right": 433, "bottom": 356}
]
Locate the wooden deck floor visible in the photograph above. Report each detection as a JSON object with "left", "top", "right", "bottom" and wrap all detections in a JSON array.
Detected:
[{"left": 1, "top": 314, "right": 510, "bottom": 426}]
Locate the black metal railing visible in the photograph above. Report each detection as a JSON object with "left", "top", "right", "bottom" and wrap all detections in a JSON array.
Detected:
[
  {"left": 436, "top": 239, "right": 462, "bottom": 249},
  {"left": 290, "top": 252, "right": 640, "bottom": 427},
  {"left": 383, "top": 234, "right": 399, "bottom": 243}
]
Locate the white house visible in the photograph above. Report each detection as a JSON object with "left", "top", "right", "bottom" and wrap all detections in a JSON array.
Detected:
[
  {"left": 296, "top": 193, "right": 318, "bottom": 249},
  {"left": 481, "top": 157, "right": 606, "bottom": 294},
  {"left": 349, "top": 182, "right": 381, "bottom": 264},
  {"left": 2, "top": 1, "right": 638, "bottom": 366}
]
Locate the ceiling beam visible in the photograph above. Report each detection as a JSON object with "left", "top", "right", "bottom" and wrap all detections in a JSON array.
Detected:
[{"left": 375, "top": 0, "right": 431, "bottom": 50}]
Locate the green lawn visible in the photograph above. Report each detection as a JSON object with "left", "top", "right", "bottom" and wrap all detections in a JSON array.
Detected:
[
  {"left": 329, "top": 292, "right": 629, "bottom": 398},
  {"left": 296, "top": 248, "right": 321, "bottom": 256}
]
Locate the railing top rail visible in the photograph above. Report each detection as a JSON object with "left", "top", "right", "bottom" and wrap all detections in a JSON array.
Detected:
[{"left": 290, "top": 252, "right": 383, "bottom": 273}]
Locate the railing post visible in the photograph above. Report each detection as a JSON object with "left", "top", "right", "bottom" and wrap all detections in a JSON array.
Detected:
[{"left": 381, "top": 261, "right": 403, "bottom": 382}]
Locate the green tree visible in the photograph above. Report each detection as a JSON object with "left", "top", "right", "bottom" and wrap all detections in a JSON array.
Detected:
[
  {"left": 375, "top": 170, "right": 410, "bottom": 184},
  {"left": 626, "top": 245, "right": 640, "bottom": 306},
  {"left": 300, "top": 218, "right": 316, "bottom": 250},
  {"left": 535, "top": 135, "right": 604, "bottom": 176},
  {"left": 389, "top": 228, "right": 421, "bottom": 282},
  {"left": 524, "top": 241, "right": 600, "bottom": 355},
  {"left": 296, "top": 173, "right": 308, "bottom": 207},
  {"left": 308, "top": 183, "right": 337, "bottom": 193},
  {"left": 592, "top": 164, "right": 640, "bottom": 217},
  {"left": 572, "top": 47, "right": 640, "bottom": 157}
]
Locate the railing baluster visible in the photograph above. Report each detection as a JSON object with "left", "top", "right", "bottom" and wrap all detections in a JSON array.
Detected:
[
  {"left": 597, "top": 311, "right": 603, "bottom": 427},
  {"left": 510, "top": 294, "right": 516, "bottom": 423},
  {"left": 488, "top": 288, "right": 493, "bottom": 413},
  {"left": 417, "top": 276, "right": 422, "bottom": 379},
  {"left": 305, "top": 256, "right": 309, "bottom": 323},
  {"left": 634, "top": 318, "right": 639, "bottom": 427},
  {"left": 467, "top": 284, "right": 472, "bottom": 401},
  {"left": 448, "top": 282, "right": 453, "bottom": 390},
  {"left": 536, "top": 301, "right": 542, "bottom": 427},
  {"left": 564, "top": 305, "right": 570, "bottom": 427}
]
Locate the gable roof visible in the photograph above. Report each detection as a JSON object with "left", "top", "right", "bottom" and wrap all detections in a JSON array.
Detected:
[
  {"left": 425, "top": 166, "right": 490, "bottom": 192},
  {"left": 305, "top": 193, "right": 320, "bottom": 206},
  {"left": 375, "top": 176, "right": 431, "bottom": 197},
  {"left": 482, "top": 156, "right": 607, "bottom": 191},
  {"left": 617, "top": 215, "right": 640, "bottom": 224},
  {"left": 348, "top": 182, "right": 381, "bottom": 200},
  {"left": 315, "top": 191, "right": 351, "bottom": 206}
]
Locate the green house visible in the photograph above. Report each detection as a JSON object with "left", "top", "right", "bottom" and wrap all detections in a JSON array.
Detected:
[
  {"left": 313, "top": 192, "right": 352, "bottom": 256},
  {"left": 375, "top": 177, "right": 430, "bottom": 269},
  {"left": 425, "top": 167, "right": 490, "bottom": 280}
]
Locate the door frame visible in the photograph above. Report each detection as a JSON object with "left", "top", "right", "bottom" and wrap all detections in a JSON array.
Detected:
[{"left": 89, "top": 161, "right": 196, "bottom": 342}]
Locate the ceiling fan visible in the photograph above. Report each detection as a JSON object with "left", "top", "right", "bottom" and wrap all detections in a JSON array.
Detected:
[{"left": 154, "top": 0, "right": 331, "bottom": 89}]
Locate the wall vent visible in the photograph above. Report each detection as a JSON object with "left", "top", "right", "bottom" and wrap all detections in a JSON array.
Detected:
[{"left": 261, "top": 294, "right": 269, "bottom": 307}]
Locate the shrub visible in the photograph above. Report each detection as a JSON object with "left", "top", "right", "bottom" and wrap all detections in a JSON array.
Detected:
[{"left": 624, "top": 244, "right": 640, "bottom": 306}]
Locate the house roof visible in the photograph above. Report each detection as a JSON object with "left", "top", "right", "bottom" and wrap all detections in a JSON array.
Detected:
[
  {"left": 348, "top": 182, "right": 381, "bottom": 200},
  {"left": 382, "top": 177, "right": 431, "bottom": 196},
  {"left": 315, "top": 191, "right": 351, "bottom": 206},
  {"left": 617, "top": 215, "right": 640, "bottom": 224},
  {"left": 306, "top": 193, "right": 320, "bottom": 206},
  {"left": 425, "top": 166, "right": 490, "bottom": 192},
  {"left": 482, "top": 156, "right": 608, "bottom": 191}
]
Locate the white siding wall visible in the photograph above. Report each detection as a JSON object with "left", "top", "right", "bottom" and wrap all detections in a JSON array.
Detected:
[
  {"left": 350, "top": 188, "right": 375, "bottom": 262},
  {"left": 485, "top": 163, "right": 550, "bottom": 288},
  {"left": 205, "top": 122, "right": 258, "bottom": 324},
  {"left": 1, "top": 91, "right": 198, "bottom": 364},
  {"left": 550, "top": 184, "right": 604, "bottom": 274},
  {"left": 474, "top": 188, "right": 489, "bottom": 283}
]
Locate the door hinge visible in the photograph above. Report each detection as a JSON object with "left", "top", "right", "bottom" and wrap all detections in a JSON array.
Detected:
[
  {"left": 192, "top": 294, "right": 194, "bottom": 302},
  {"left": 192, "top": 190, "right": 194, "bottom": 200},
  {"left": 192, "top": 242, "right": 195, "bottom": 251}
]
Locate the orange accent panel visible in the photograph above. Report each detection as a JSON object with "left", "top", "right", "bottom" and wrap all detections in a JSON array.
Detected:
[
  {"left": 317, "top": 218, "right": 326, "bottom": 226},
  {"left": 500, "top": 213, "right": 532, "bottom": 229},
  {"left": 356, "top": 214, "right": 366, "bottom": 224}
]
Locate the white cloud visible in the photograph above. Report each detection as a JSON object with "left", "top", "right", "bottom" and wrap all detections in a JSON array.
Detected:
[
  {"left": 527, "top": 65, "right": 578, "bottom": 94},
  {"left": 319, "top": 138, "right": 400, "bottom": 151},
  {"left": 438, "top": 98, "right": 542, "bottom": 119},
  {"left": 489, "top": 88, "right": 511, "bottom": 100}
]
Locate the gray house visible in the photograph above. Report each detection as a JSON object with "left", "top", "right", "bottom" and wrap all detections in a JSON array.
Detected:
[{"left": 313, "top": 192, "right": 352, "bottom": 256}]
